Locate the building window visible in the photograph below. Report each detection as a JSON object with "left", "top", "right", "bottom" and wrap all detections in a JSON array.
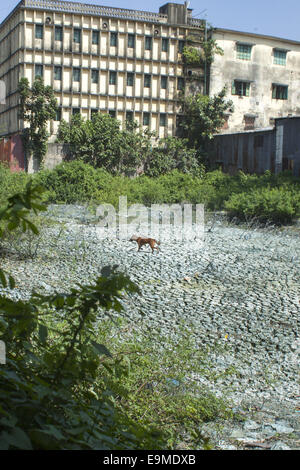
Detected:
[
  {"left": 35, "top": 24, "right": 43, "bottom": 39},
  {"left": 55, "top": 26, "right": 63, "bottom": 41},
  {"left": 72, "top": 108, "right": 80, "bottom": 115},
  {"left": 177, "top": 77, "right": 184, "bottom": 91},
  {"left": 35, "top": 64, "right": 43, "bottom": 78},
  {"left": 178, "top": 40, "right": 185, "bottom": 53},
  {"left": 237, "top": 43, "right": 252, "bottom": 60},
  {"left": 91, "top": 109, "right": 98, "bottom": 117},
  {"left": 54, "top": 66, "right": 62, "bottom": 81},
  {"left": 162, "top": 38, "right": 169, "bottom": 52},
  {"left": 73, "top": 28, "right": 81, "bottom": 44},
  {"left": 73, "top": 68, "right": 80, "bottom": 82},
  {"left": 109, "top": 71, "right": 117, "bottom": 85},
  {"left": 128, "top": 34, "right": 135, "bottom": 48},
  {"left": 272, "top": 84, "right": 288, "bottom": 100},
  {"left": 145, "top": 36, "right": 152, "bottom": 51},
  {"left": 55, "top": 108, "right": 62, "bottom": 121},
  {"left": 110, "top": 32, "right": 118, "bottom": 47},
  {"left": 274, "top": 49, "right": 287, "bottom": 66},
  {"left": 91, "top": 69, "right": 99, "bottom": 84},
  {"left": 127, "top": 72, "right": 134, "bottom": 87},
  {"left": 144, "top": 74, "right": 151, "bottom": 88},
  {"left": 161, "top": 76, "right": 167, "bottom": 89},
  {"left": 92, "top": 30, "right": 100, "bottom": 45},
  {"left": 109, "top": 110, "right": 116, "bottom": 118},
  {"left": 244, "top": 115, "right": 255, "bottom": 130},
  {"left": 126, "top": 111, "right": 134, "bottom": 122},
  {"left": 160, "top": 113, "right": 167, "bottom": 127},
  {"left": 143, "top": 112, "right": 150, "bottom": 126},
  {"left": 232, "top": 80, "right": 250, "bottom": 97}
]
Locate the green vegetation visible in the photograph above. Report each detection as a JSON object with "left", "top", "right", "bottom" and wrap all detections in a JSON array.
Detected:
[
  {"left": 1, "top": 163, "right": 299, "bottom": 224},
  {"left": 0, "top": 184, "right": 233, "bottom": 450},
  {"left": 179, "top": 88, "right": 233, "bottom": 149},
  {"left": 18, "top": 77, "right": 58, "bottom": 168}
]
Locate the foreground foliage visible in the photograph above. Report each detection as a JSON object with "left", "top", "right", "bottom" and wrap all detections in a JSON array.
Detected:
[{"left": 0, "top": 184, "right": 233, "bottom": 449}]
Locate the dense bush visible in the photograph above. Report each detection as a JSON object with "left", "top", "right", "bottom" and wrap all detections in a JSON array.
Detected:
[
  {"left": 225, "top": 186, "right": 300, "bottom": 224},
  {"left": 2, "top": 163, "right": 300, "bottom": 224},
  {"left": 0, "top": 164, "right": 30, "bottom": 206}
]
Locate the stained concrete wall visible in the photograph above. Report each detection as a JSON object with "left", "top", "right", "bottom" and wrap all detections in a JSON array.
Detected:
[{"left": 210, "top": 29, "right": 300, "bottom": 133}]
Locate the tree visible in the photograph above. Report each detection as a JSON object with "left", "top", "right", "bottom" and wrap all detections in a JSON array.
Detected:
[
  {"left": 180, "top": 87, "right": 234, "bottom": 149},
  {"left": 144, "top": 136, "right": 204, "bottom": 177},
  {"left": 57, "top": 112, "right": 154, "bottom": 175},
  {"left": 18, "top": 77, "right": 58, "bottom": 168}
]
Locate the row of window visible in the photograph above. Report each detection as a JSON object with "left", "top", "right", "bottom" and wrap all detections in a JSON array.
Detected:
[
  {"left": 236, "top": 43, "right": 288, "bottom": 66},
  {"left": 56, "top": 108, "right": 168, "bottom": 127},
  {"left": 35, "top": 25, "right": 185, "bottom": 52},
  {"left": 35, "top": 65, "right": 185, "bottom": 90},
  {"left": 232, "top": 80, "right": 288, "bottom": 100}
]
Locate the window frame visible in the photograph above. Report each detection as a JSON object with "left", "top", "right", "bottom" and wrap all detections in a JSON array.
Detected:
[
  {"left": 126, "top": 72, "right": 134, "bottom": 87},
  {"left": 35, "top": 24, "right": 43, "bottom": 40},
  {"left": 274, "top": 49, "right": 287, "bottom": 66},
  {"left": 236, "top": 43, "right": 252, "bottom": 61},
  {"left": 73, "top": 28, "right": 81, "bottom": 44},
  {"left": 145, "top": 36, "right": 152, "bottom": 51},
  {"left": 177, "top": 77, "right": 184, "bottom": 91},
  {"left": 143, "top": 112, "right": 150, "bottom": 126},
  {"left": 72, "top": 67, "right": 81, "bottom": 82},
  {"left": 232, "top": 80, "right": 250, "bottom": 97},
  {"left": 144, "top": 74, "right": 151, "bottom": 88},
  {"left": 159, "top": 113, "right": 167, "bottom": 127},
  {"left": 92, "top": 30, "right": 100, "bottom": 45},
  {"left": 272, "top": 84, "right": 288, "bottom": 100},
  {"left": 178, "top": 40, "right": 185, "bottom": 53},
  {"left": 35, "top": 64, "right": 43, "bottom": 78},
  {"left": 110, "top": 32, "right": 118, "bottom": 47},
  {"left": 91, "top": 69, "right": 99, "bottom": 84},
  {"left": 54, "top": 65, "right": 62, "bottom": 81},
  {"left": 161, "top": 38, "right": 169, "bottom": 53},
  {"left": 161, "top": 76, "right": 168, "bottom": 89},
  {"left": 109, "top": 70, "right": 117, "bottom": 85},
  {"left": 128, "top": 34, "right": 135, "bottom": 49},
  {"left": 54, "top": 25, "right": 63, "bottom": 41}
]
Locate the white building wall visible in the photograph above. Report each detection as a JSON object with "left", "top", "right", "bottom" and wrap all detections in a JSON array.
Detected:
[{"left": 210, "top": 29, "right": 300, "bottom": 132}]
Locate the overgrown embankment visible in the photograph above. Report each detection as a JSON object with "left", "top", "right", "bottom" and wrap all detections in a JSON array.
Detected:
[{"left": 1, "top": 162, "right": 300, "bottom": 224}]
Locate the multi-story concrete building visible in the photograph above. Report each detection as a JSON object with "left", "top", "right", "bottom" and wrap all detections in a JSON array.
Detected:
[
  {"left": 210, "top": 28, "right": 300, "bottom": 133},
  {"left": 0, "top": 0, "right": 205, "bottom": 148},
  {"left": 1, "top": 1, "right": 300, "bottom": 172}
]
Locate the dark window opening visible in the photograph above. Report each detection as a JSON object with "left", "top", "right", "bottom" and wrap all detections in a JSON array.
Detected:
[
  {"left": 92, "top": 31, "right": 100, "bottom": 45},
  {"left": 35, "top": 25, "right": 43, "bottom": 40},
  {"left": 55, "top": 26, "right": 63, "bottom": 41},
  {"left": 128, "top": 34, "right": 135, "bottom": 48},
  {"left": 232, "top": 80, "right": 250, "bottom": 97},
  {"left": 272, "top": 84, "right": 288, "bottom": 100}
]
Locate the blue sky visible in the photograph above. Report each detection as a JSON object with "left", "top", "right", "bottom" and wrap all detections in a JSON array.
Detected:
[{"left": 1, "top": 0, "right": 299, "bottom": 42}]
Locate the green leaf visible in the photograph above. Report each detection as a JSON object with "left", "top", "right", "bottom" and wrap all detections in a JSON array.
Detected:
[
  {"left": 38, "top": 324, "right": 48, "bottom": 344},
  {"left": 0, "top": 270, "right": 7, "bottom": 288},
  {"left": 3, "top": 427, "right": 33, "bottom": 450},
  {"left": 91, "top": 341, "right": 113, "bottom": 358},
  {"left": 8, "top": 275, "right": 16, "bottom": 289}
]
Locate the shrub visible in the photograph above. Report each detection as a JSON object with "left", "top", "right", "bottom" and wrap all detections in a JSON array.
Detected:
[
  {"left": 225, "top": 187, "right": 300, "bottom": 224},
  {"left": 34, "top": 161, "right": 112, "bottom": 204}
]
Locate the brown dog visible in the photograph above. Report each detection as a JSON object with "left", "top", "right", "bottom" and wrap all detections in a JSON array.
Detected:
[{"left": 129, "top": 235, "right": 160, "bottom": 253}]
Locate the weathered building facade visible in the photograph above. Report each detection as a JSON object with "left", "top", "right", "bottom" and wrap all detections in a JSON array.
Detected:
[
  {"left": 0, "top": 0, "right": 204, "bottom": 146},
  {"left": 210, "top": 28, "right": 300, "bottom": 133}
]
